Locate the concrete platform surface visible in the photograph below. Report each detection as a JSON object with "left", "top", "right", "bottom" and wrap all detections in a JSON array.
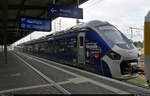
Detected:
[{"left": 0, "top": 51, "right": 150, "bottom": 95}]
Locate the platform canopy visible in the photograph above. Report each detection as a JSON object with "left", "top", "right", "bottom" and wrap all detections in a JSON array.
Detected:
[{"left": 0, "top": 0, "right": 87, "bottom": 45}]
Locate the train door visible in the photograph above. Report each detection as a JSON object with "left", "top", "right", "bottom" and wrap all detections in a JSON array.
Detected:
[{"left": 77, "top": 32, "right": 85, "bottom": 64}]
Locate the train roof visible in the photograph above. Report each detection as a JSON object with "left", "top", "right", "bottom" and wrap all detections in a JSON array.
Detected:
[{"left": 18, "top": 20, "right": 111, "bottom": 46}]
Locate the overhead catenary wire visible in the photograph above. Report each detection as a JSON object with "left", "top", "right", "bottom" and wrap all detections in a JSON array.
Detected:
[{"left": 129, "top": 27, "right": 144, "bottom": 40}]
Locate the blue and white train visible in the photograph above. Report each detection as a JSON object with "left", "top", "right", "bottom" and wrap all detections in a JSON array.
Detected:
[{"left": 16, "top": 20, "right": 141, "bottom": 79}]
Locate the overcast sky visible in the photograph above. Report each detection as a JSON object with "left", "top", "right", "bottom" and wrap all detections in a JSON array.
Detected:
[{"left": 14, "top": 0, "right": 150, "bottom": 45}]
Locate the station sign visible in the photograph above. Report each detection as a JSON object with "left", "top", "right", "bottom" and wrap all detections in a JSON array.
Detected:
[
  {"left": 19, "top": 17, "right": 51, "bottom": 31},
  {"left": 48, "top": 4, "right": 83, "bottom": 19}
]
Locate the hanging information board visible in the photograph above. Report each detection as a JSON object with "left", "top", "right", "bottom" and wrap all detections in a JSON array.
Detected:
[{"left": 19, "top": 17, "right": 51, "bottom": 31}]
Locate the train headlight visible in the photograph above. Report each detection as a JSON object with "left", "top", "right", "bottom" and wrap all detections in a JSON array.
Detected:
[{"left": 107, "top": 51, "right": 121, "bottom": 60}]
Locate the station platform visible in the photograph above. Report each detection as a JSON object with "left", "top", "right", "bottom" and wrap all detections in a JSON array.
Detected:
[{"left": 0, "top": 51, "right": 150, "bottom": 95}]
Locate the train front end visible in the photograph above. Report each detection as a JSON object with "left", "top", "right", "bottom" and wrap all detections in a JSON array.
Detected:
[
  {"left": 106, "top": 42, "right": 140, "bottom": 80},
  {"left": 96, "top": 23, "right": 140, "bottom": 80}
]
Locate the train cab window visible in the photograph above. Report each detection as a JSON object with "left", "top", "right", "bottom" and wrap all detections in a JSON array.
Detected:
[
  {"left": 80, "top": 36, "right": 84, "bottom": 46},
  {"left": 97, "top": 25, "right": 129, "bottom": 44}
]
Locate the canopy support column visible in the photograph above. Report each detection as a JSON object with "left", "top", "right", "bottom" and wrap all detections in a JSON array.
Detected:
[{"left": 1, "top": 0, "right": 8, "bottom": 64}]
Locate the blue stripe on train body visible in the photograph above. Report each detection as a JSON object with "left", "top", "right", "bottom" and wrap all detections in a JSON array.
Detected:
[
  {"left": 24, "top": 30, "right": 113, "bottom": 77},
  {"left": 54, "top": 33, "right": 77, "bottom": 40},
  {"left": 53, "top": 32, "right": 113, "bottom": 78},
  {"left": 51, "top": 33, "right": 78, "bottom": 63},
  {"left": 85, "top": 31, "right": 112, "bottom": 77}
]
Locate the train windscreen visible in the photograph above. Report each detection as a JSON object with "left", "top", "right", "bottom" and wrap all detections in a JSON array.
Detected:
[{"left": 97, "top": 25, "right": 131, "bottom": 44}]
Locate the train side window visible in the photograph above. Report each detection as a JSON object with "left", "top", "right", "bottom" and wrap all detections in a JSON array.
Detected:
[{"left": 80, "top": 36, "right": 84, "bottom": 46}]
